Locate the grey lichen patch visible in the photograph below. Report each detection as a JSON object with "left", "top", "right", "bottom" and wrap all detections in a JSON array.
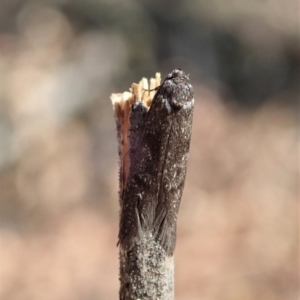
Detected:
[{"left": 119, "top": 231, "right": 174, "bottom": 300}]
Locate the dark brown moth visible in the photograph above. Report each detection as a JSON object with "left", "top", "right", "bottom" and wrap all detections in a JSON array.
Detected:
[{"left": 118, "top": 69, "right": 194, "bottom": 256}]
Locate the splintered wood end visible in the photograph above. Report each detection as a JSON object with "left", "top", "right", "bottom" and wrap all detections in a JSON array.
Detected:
[{"left": 111, "top": 72, "right": 161, "bottom": 196}]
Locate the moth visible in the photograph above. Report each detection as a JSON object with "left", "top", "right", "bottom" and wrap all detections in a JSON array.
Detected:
[{"left": 118, "top": 69, "right": 194, "bottom": 256}]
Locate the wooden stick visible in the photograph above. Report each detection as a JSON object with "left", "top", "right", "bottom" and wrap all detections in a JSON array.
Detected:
[{"left": 111, "top": 70, "right": 194, "bottom": 300}]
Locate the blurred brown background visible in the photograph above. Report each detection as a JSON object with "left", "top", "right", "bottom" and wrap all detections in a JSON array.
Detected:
[{"left": 0, "top": 0, "right": 298, "bottom": 299}]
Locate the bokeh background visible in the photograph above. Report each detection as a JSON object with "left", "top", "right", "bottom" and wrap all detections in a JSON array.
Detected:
[{"left": 0, "top": 0, "right": 298, "bottom": 299}]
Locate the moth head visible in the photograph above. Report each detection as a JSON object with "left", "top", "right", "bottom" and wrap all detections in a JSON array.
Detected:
[{"left": 165, "top": 69, "right": 190, "bottom": 90}]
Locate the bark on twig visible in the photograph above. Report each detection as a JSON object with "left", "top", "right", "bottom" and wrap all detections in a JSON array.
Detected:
[{"left": 111, "top": 70, "right": 194, "bottom": 300}]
